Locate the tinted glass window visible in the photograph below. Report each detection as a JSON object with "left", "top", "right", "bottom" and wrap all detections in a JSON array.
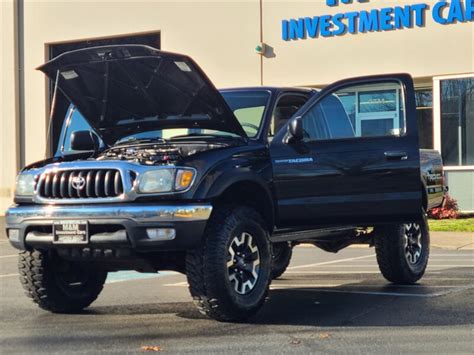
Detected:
[
  {"left": 270, "top": 94, "right": 309, "bottom": 137},
  {"left": 301, "top": 82, "right": 405, "bottom": 141},
  {"left": 221, "top": 91, "right": 270, "bottom": 138},
  {"left": 56, "top": 106, "right": 104, "bottom": 155}
]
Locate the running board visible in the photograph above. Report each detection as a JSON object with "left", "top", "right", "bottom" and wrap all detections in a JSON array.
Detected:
[{"left": 271, "top": 226, "right": 357, "bottom": 243}]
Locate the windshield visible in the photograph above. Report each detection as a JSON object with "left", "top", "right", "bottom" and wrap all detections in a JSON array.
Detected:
[
  {"left": 116, "top": 128, "right": 240, "bottom": 144},
  {"left": 220, "top": 91, "right": 271, "bottom": 138}
]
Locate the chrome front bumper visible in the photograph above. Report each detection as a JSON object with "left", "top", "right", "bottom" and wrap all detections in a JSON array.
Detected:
[
  {"left": 6, "top": 204, "right": 213, "bottom": 224},
  {"left": 5, "top": 203, "right": 213, "bottom": 251}
]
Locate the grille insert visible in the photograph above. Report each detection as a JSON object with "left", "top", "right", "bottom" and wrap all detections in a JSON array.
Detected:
[{"left": 38, "top": 169, "right": 124, "bottom": 199}]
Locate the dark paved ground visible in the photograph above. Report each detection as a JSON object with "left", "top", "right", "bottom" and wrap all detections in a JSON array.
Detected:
[{"left": 0, "top": 219, "right": 473, "bottom": 353}]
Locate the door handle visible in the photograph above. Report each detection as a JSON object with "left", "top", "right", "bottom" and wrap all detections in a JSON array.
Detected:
[{"left": 384, "top": 151, "right": 408, "bottom": 160}]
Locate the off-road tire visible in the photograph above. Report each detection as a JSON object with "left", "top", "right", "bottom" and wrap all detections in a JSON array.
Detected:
[
  {"left": 18, "top": 250, "right": 107, "bottom": 313},
  {"left": 375, "top": 212, "right": 430, "bottom": 284},
  {"left": 271, "top": 242, "right": 293, "bottom": 279},
  {"left": 185, "top": 205, "right": 272, "bottom": 322}
]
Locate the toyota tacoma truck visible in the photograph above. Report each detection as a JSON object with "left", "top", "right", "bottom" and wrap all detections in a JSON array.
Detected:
[{"left": 5, "top": 45, "right": 445, "bottom": 322}]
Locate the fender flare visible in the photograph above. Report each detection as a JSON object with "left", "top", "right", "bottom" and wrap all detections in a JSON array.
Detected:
[{"left": 195, "top": 169, "right": 275, "bottom": 230}]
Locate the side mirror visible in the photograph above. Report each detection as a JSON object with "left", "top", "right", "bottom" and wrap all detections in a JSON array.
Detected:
[
  {"left": 287, "top": 116, "right": 304, "bottom": 143},
  {"left": 70, "top": 130, "right": 99, "bottom": 151}
]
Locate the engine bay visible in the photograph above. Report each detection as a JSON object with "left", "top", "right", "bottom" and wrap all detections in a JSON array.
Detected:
[{"left": 97, "top": 142, "right": 228, "bottom": 165}]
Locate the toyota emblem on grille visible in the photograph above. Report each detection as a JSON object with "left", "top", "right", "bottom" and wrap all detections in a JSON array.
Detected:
[{"left": 71, "top": 176, "right": 86, "bottom": 190}]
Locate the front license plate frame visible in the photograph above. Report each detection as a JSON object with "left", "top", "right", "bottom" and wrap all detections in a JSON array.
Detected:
[{"left": 53, "top": 220, "right": 89, "bottom": 244}]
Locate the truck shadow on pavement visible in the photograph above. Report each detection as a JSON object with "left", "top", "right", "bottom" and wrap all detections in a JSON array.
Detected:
[{"left": 89, "top": 267, "right": 474, "bottom": 328}]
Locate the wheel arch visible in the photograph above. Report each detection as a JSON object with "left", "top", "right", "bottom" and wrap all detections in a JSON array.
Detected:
[{"left": 212, "top": 179, "right": 275, "bottom": 233}]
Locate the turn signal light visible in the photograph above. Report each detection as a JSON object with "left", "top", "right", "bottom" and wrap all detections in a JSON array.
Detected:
[{"left": 175, "top": 169, "right": 195, "bottom": 191}]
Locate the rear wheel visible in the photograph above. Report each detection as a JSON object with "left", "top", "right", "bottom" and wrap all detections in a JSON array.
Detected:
[
  {"left": 271, "top": 242, "right": 293, "bottom": 279},
  {"left": 18, "top": 250, "right": 107, "bottom": 313},
  {"left": 186, "top": 205, "right": 272, "bottom": 321},
  {"left": 375, "top": 212, "right": 430, "bottom": 284}
]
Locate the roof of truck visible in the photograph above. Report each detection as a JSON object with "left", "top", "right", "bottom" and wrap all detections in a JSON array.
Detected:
[{"left": 219, "top": 86, "right": 317, "bottom": 94}]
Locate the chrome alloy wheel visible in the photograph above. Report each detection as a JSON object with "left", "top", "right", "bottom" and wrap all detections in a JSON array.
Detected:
[
  {"left": 403, "top": 223, "right": 423, "bottom": 265},
  {"left": 227, "top": 232, "right": 260, "bottom": 295}
]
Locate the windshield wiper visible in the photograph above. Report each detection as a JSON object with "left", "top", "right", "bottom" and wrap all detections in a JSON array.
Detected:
[
  {"left": 169, "top": 133, "right": 239, "bottom": 140},
  {"left": 114, "top": 137, "right": 167, "bottom": 146}
]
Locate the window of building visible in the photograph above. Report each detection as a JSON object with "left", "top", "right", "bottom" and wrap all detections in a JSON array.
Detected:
[
  {"left": 440, "top": 78, "right": 474, "bottom": 166},
  {"left": 415, "top": 88, "right": 433, "bottom": 149}
]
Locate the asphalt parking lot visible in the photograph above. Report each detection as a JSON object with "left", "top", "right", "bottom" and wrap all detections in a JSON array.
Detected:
[{"left": 1, "top": 232, "right": 473, "bottom": 353}]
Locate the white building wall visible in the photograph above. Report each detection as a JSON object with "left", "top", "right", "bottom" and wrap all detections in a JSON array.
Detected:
[
  {"left": 1, "top": 0, "right": 473, "bottom": 213},
  {"left": 1, "top": 0, "right": 18, "bottom": 213},
  {"left": 262, "top": 0, "right": 474, "bottom": 86}
]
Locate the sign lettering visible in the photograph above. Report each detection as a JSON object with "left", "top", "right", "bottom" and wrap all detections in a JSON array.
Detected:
[{"left": 282, "top": 0, "right": 474, "bottom": 41}]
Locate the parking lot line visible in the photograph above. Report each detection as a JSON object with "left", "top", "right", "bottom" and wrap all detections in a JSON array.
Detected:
[
  {"left": 285, "top": 271, "right": 382, "bottom": 274},
  {"left": 0, "top": 254, "right": 17, "bottom": 259},
  {"left": 270, "top": 284, "right": 465, "bottom": 290},
  {"left": 288, "top": 254, "right": 374, "bottom": 270},
  {"left": 164, "top": 281, "right": 188, "bottom": 287},
  {"left": 0, "top": 273, "right": 18, "bottom": 278},
  {"left": 106, "top": 270, "right": 177, "bottom": 284},
  {"left": 284, "top": 271, "right": 446, "bottom": 275},
  {"left": 428, "top": 265, "right": 474, "bottom": 268},
  {"left": 270, "top": 284, "right": 344, "bottom": 289},
  {"left": 294, "top": 284, "right": 474, "bottom": 298},
  {"left": 307, "top": 264, "right": 472, "bottom": 267},
  {"left": 428, "top": 255, "right": 474, "bottom": 258}
]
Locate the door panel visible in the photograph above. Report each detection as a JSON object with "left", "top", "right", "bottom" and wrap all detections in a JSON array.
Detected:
[{"left": 270, "top": 74, "right": 421, "bottom": 228}]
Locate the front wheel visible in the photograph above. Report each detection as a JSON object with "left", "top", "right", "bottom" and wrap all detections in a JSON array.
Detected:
[
  {"left": 18, "top": 250, "right": 107, "bottom": 313},
  {"left": 374, "top": 212, "right": 430, "bottom": 284},
  {"left": 186, "top": 205, "right": 272, "bottom": 322}
]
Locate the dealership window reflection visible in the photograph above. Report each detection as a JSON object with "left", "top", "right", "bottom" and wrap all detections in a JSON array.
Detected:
[{"left": 441, "top": 78, "right": 474, "bottom": 166}]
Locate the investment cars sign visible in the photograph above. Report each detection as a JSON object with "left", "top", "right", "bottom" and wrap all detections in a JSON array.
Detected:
[{"left": 282, "top": 0, "right": 474, "bottom": 40}]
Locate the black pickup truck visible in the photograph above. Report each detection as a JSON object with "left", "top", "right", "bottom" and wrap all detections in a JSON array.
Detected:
[{"left": 5, "top": 45, "right": 445, "bottom": 322}]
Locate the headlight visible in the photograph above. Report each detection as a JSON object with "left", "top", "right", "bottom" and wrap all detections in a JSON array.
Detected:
[
  {"left": 15, "top": 174, "right": 36, "bottom": 197},
  {"left": 138, "top": 168, "right": 195, "bottom": 194}
]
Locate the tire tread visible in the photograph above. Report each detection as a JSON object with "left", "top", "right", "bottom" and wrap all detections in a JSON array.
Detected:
[{"left": 18, "top": 250, "right": 106, "bottom": 313}]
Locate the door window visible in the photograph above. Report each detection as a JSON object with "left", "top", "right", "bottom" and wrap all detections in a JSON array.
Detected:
[
  {"left": 269, "top": 94, "right": 309, "bottom": 138},
  {"left": 301, "top": 81, "right": 406, "bottom": 141}
]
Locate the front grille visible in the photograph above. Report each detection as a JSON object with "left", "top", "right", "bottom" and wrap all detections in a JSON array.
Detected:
[{"left": 38, "top": 169, "right": 124, "bottom": 199}]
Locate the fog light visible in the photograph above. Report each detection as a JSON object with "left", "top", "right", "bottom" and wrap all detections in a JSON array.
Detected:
[
  {"left": 8, "top": 229, "right": 20, "bottom": 242},
  {"left": 146, "top": 228, "right": 176, "bottom": 240}
]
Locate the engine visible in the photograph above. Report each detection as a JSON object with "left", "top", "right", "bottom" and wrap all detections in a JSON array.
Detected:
[
  {"left": 98, "top": 144, "right": 182, "bottom": 165},
  {"left": 97, "top": 142, "right": 227, "bottom": 165}
]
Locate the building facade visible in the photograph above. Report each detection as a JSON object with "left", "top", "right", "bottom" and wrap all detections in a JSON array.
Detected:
[{"left": 1, "top": 0, "right": 473, "bottom": 213}]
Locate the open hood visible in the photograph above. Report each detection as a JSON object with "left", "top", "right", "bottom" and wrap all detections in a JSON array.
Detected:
[{"left": 38, "top": 45, "right": 247, "bottom": 144}]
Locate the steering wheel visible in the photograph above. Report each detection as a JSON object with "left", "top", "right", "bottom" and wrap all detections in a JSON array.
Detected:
[{"left": 241, "top": 123, "right": 259, "bottom": 134}]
